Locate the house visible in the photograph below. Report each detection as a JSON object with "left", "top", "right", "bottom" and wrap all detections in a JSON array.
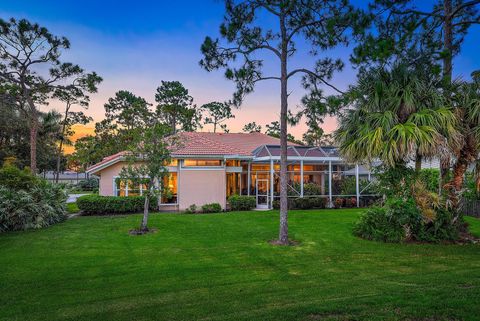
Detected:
[{"left": 86, "top": 132, "right": 375, "bottom": 210}]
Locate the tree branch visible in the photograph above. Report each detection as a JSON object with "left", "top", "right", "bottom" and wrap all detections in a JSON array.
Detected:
[{"left": 287, "top": 68, "right": 345, "bottom": 94}]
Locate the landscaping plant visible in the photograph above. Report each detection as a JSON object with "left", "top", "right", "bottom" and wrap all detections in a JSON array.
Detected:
[{"left": 0, "top": 165, "right": 67, "bottom": 232}]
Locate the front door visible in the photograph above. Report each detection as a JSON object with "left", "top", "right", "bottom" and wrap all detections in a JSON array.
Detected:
[{"left": 256, "top": 179, "right": 269, "bottom": 209}]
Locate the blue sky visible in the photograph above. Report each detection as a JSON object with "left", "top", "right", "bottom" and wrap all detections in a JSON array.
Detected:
[{"left": 1, "top": 0, "right": 479, "bottom": 138}]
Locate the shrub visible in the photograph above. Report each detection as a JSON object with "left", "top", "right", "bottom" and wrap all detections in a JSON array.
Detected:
[
  {"left": 303, "top": 183, "right": 322, "bottom": 196},
  {"left": 77, "top": 177, "right": 99, "bottom": 191},
  {"left": 419, "top": 169, "right": 440, "bottom": 193},
  {"left": 353, "top": 207, "right": 406, "bottom": 243},
  {"left": 345, "top": 197, "right": 357, "bottom": 208},
  {"left": 77, "top": 195, "right": 157, "bottom": 215},
  {"left": 353, "top": 197, "right": 461, "bottom": 243},
  {"left": 201, "top": 203, "right": 222, "bottom": 213},
  {"left": 0, "top": 180, "right": 67, "bottom": 232},
  {"left": 0, "top": 164, "right": 38, "bottom": 191},
  {"left": 228, "top": 195, "right": 256, "bottom": 211},
  {"left": 334, "top": 197, "right": 343, "bottom": 208},
  {"left": 184, "top": 204, "right": 198, "bottom": 214},
  {"left": 273, "top": 197, "right": 327, "bottom": 210}
]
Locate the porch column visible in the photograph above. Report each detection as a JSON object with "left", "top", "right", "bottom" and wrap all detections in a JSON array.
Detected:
[
  {"left": 270, "top": 159, "right": 274, "bottom": 209},
  {"left": 355, "top": 164, "right": 360, "bottom": 208},
  {"left": 247, "top": 161, "right": 251, "bottom": 196},
  {"left": 328, "top": 161, "right": 332, "bottom": 207},
  {"left": 300, "top": 159, "right": 304, "bottom": 197}
]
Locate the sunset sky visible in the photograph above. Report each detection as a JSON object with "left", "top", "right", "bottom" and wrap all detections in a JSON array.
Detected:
[{"left": 2, "top": 1, "right": 479, "bottom": 149}]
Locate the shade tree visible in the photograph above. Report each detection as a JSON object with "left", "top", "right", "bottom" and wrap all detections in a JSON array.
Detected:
[
  {"left": 200, "top": 0, "right": 365, "bottom": 244},
  {"left": 0, "top": 18, "right": 97, "bottom": 173},
  {"left": 155, "top": 81, "right": 202, "bottom": 133},
  {"left": 202, "top": 101, "right": 235, "bottom": 133}
]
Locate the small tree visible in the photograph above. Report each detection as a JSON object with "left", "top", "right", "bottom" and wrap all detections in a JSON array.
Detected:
[
  {"left": 202, "top": 101, "right": 235, "bottom": 133},
  {"left": 201, "top": 0, "right": 363, "bottom": 244},
  {"left": 155, "top": 81, "right": 202, "bottom": 133},
  {"left": 119, "top": 122, "right": 172, "bottom": 233},
  {"left": 242, "top": 122, "right": 262, "bottom": 133}
]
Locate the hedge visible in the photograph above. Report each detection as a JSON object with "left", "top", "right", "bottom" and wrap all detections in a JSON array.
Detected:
[
  {"left": 77, "top": 195, "right": 157, "bottom": 215},
  {"left": 201, "top": 203, "right": 222, "bottom": 213},
  {"left": 273, "top": 197, "right": 327, "bottom": 210},
  {"left": 228, "top": 195, "right": 256, "bottom": 211}
]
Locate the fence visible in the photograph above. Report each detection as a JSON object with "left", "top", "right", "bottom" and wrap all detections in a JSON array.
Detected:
[{"left": 461, "top": 199, "right": 480, "bottom": 217}]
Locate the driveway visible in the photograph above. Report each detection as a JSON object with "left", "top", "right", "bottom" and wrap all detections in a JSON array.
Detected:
[{"left": 67, "top": 194, "right": 88, "bottom": 204}]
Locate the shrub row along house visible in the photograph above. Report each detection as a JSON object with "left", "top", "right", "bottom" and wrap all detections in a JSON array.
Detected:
[{"left": 87, "top": 132, "right": 375, "bottom": 210}]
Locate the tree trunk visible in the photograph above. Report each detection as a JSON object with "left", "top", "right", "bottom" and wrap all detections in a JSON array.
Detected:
[
  {"left": 440, "top": 0, "right": 453, "bottom": 191},
  {"left": 140, "top": 193, "right": 150, "bottom": 231},
  {"left": 476, "top": 161, "right": 480, "bottom": 194},
  {"left": 278, "top": 12, "right": 289, "bottom": 245},
  {"left": 448, "top": 136, "right": 476, "bottom": 208},
  {"left": 29, "top": 113, "right": 38, "bottom": 174},
  {"left": 443, "top": 0, "right": 453, "bottom": 85},
  {"left": 414, "top": 153, "right": 422, "bottom": 172},
  {"left": 56, "top": 105, "right": 70, "bottom": 183},
  {"left": 55, "top": 140, "right": 63, "bottom": 183}
]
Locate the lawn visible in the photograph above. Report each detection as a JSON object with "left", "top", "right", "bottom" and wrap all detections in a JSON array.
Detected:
[{"left": 1, "top": 209, "right": 479, "bottom": 321}]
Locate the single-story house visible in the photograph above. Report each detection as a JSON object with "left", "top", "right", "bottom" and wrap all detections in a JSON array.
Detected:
[{"left": 86, "top": 132, "right": 375, "bottom": 210}]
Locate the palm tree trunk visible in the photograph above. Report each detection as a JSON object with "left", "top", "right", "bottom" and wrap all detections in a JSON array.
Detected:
[
  {"left": 278, "top": 11, "right": 289, "bottom": 245},
  {"left": 475, "top": 161, "right": 480, "bottom": 195},
  {"left": 415, "top": 153, "right": 422, "bottom": 172}
]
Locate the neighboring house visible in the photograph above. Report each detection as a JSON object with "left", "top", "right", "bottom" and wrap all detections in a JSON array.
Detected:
[
  {"left": 87, "top": 132, "right": 375, "bottom": 210},
  {"left": 40, "top": 171, "right": 90, "bottom": 185}
]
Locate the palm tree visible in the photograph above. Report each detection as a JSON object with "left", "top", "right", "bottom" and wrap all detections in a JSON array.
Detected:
[
  {"left": 335, "top": 63, "right": 457, "bottom": 171},
  {"left": 445, "top": 77, "right": 480, "bottom": 205}
]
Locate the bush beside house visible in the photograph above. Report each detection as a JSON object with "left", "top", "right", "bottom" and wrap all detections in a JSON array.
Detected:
[
  {"left": 77, "top": 195, "right": 157, "bottom": 215},
  {"left": 201, "top": 203, "right": 222, "bottom": 213},
  {"left": 228, "top": 195, "right": 256, "bottom": 211},
  {"left": 273, "top": 197, "right": 327, "bottom": 210}
]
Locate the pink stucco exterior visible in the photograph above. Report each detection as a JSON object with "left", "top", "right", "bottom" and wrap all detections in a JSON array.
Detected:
[
  {"left": 178, "top": 169, "right": 226, "bottom": 210},
  {"left": 98, "top": 162, "right": 126, "bottom": 196},
  {"left": 95, "top": 160, "right": 227, "bottom": 210}
]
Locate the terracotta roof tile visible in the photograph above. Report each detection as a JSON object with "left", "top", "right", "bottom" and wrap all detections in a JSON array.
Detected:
[{"left": 87, "top": 132, "right": 297, "bottom": 173}]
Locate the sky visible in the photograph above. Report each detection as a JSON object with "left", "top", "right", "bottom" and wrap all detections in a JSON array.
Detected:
[{"left": 1, "top": 0, "right": 480, "bottom": 146}]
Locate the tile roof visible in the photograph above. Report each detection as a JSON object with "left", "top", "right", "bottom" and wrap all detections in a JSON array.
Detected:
[
  {"left": 87, "top": 132, "right": 290, "bottom": 173},
  {"left": 171, "top": 132, "right": 287, "bottom": 156}
]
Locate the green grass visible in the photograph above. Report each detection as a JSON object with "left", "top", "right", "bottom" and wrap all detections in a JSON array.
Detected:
[
  {"left": 1, "top": 209, "right": 479, "bottom": 321},
  {"left": 66, "top": 202, "right": 80, "bottom": 214}
]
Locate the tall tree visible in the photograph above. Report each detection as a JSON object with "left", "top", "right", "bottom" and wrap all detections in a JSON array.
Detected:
[
  {"left": 297, "top": 90, "right": 333, "bottom": 146},
  {"left": 201, "top": 0, "right": 364, "bottom": 245},
  {"left": 353, "top": 0, "right": 480, "bottom": 191},
  {"left": 202, "top": 101, "right": 235, "bottom": 133},
  {"left": 155, "top": 81, "right": 201, "bottom": 133},
  {"left": 242, "top": 121, "right": 262, "bottom": 133},
  {"left": 0, "top": 90, "right": 64, "bottom": 172},
  {"left": 0, "top": 18, "right": 91, "bottom": 173},
  {"left": 103, "top": 90, "right": 152, "bottom": 149},
  {"left": 265, "top": 121, "right": 281, "bottom": 137},
  {"left": 52, "top": 72, "right": 102, "bottom": 182}
]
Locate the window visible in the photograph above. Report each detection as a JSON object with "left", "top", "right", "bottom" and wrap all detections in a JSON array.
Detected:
[
  {"left": 183, "top": 159, "right": 222, "bottom": 167},
  {"left": 115, "top": 179, "right": 143, "bottom": 197},
  {"left": 226, "top": 173, "right": 241, "bottom": 197},
  {"left": 114, "top": 175, "right": 177, "bottom": 204},
  {"left": 226, "top": 160, "right": 240, "bottom": 167},
  {"left": 161, "top": 173, "right": 178, "bottom": 204},
  {"left": 167, "top": 159, "right": 178, "bottom": 166}
]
